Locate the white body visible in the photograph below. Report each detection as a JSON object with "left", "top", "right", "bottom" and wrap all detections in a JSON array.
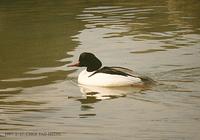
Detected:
[{"left": 78, "top": 69, "right": 142, "bottom": 87}]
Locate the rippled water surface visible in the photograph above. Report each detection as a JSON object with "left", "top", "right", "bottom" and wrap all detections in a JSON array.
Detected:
[{"left": 0, "top": 0, "right": 200, "bottom": 139}]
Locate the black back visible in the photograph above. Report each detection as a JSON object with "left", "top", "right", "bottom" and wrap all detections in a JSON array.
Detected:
[
  {"left": 89, "top": 66, "right": 134, "bottom": 77},
  {"left": 89, "top": 66, "right": 155, "bottom": 84}
]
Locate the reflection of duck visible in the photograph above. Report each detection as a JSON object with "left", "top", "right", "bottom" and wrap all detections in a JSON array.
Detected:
[
  {"left": 68, "top": 52, "right": 154, "bottom": 87},
  {"left": 79, "top": 84, "right": 144, "bottom": 100},
  {"left": 77, "top": 85, "right": 146, "bottom": 118}
]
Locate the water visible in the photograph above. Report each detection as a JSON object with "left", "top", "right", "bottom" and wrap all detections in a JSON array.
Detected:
[{"left": 0, "top": 0, "right": 200, "bottom": 139}]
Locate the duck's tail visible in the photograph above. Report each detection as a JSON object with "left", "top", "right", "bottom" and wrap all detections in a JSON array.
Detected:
[{"left": 140, "top": 76, "right": 156, "bottom": 85}]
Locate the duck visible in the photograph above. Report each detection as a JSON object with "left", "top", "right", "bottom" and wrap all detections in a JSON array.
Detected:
[{"left": 68, "top": 52, "right": 154, "bottom": 87}]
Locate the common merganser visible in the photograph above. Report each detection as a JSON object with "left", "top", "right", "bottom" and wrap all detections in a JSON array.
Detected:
[{"left": 68, "top": 52, "right": 154, "bottom": 87}]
